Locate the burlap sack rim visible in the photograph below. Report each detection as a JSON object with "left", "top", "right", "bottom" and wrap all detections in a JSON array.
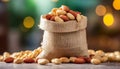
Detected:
[{"left": 39, "top": 15, "right": 87, "bottom": 33}]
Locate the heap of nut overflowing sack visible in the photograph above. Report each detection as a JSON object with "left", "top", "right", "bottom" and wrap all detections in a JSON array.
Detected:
[
  {"left": 0, "top": 47, "right": 120, "bottom": 65},
  {"left": 45, "top": 5, "right": 82, "bottom": 22},
  {"left": 0, "top": 5, "right": 120, "bottom": 65}
]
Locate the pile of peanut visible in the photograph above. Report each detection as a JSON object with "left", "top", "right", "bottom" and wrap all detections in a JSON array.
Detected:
[
  {"left": 44, "top": 5, "right": 82, "bottom": 22},
  {"left": 0, "top": 47, "right": 120, "bottom": 65}
]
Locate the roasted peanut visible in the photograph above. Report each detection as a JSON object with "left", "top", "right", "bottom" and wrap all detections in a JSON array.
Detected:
[
  {"left": 88, "top": 49, "right": 95, "bottom": 55},
  {"left": 59, "top": 57, "right": 70, "bottom": 63},
  {"left": 37, "top": 59, "right": 49, "bottom": 65},
  {"left": 20, "top": 54, "right": 28, "bottom": 59},
  {"left": 115, "top": 55, "right": 120, "bottom": 62},
  {"left": 23, "top": 58, "right": 35, "bottom": 63},
  {"left": 69, "top": 10, "right": 77, "bottom": 17},
  {"left": 51, "top": 8, "right": 58, "bottom": 13},
  {"left": 4, "top": 57, "right": 14, "bottom": 63},
  {"left": 76, "top": 14, "right": 81, "bottom": 22},
  {"left": 3, "top": 52, "right": 10, "bottom": 59},
  {"left": 101, "top": 56, "right": 108, "bottom": 62},
  {"left": 67, "top": 13, "right": 75, "bottom": 20},
  {"left": 84, "top": 57, "right": 91, "bottom": 63},
  {"left": 69, "top": 57, "right": 77, "bottom": 63},
  {"left": 55, "top": 16, "right": 64, "bottom": 22},
  {"left": 95, "top": 50, "right": 105, "bottom": 57},
  {"left": 11, "top": 52, "right": 20, "bottom": 59},
  {"left": 56, "top": 9, "right": 66, "bottom": 15},
  {"left": 51, "top": 58, "right": 61, "bottom": 65},
  {"left": 59, "top": 15, "right": 69, "bottom": 21},
  {"left": 50, "top": 16, "right": 55, "bottom": 21},
  {"left": 91, "top": 58, "right": 101, "bottom": 65},
  {"left": 32, "top": 49, "right": 40, "bottom": 58},
  {"left": 14, "top": 58, "right": 23, "bottom": 64},
  {"left": 49, "top": 11, "right": 56, "bottom": 16},
  {"left": 107, "top": 53, "right": 116, "bottom": 61},
  {"left": 74, "top": 57, "right": 86, "bottom": 64},
  {"left": 46, "top": 14, "right": 53, "bottom": 20},
  {"left": 61, "top": 5, "right": 70, "bottom": 12},
  {"left": 92, "top": 55, "right": 101, "bottom": 60}
]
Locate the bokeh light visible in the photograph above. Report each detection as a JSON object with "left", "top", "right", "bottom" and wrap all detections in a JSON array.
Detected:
[
  {"left": 23, "top": 16, "right": 35, "bottom": 28},
  {"left": 1, "top": 0, "right": 9, "bottom": 3},
  {"left": 95, "top": 5, "right": 106, "bottom": 16},
  {"left": 103, "top": 13, "right": 114, "bottom": 27},
  {"left": 113, "top": 0, "right": 120, "bottom": 10}
]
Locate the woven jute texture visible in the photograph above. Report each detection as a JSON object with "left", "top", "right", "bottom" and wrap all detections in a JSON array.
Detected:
[{"left": 37, "top": 15, "right": 88, "bottom": 60}]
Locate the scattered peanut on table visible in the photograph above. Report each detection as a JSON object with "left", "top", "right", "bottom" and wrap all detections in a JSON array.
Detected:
[{"left": 0, "top": 48, "right": 120, "bottom": 65}]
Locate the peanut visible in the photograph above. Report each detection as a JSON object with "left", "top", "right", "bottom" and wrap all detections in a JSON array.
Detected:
[
  {"left": 49, "top": 12, "right": 56, "bottom": 16},
  {"left": 69, "top": 57, "right": 77, "bottom": 63},
  {"left": 50, "top": 16, "right": 55, "bottom": 21},
  {"left": 20, "top": 54, "right": 28, "bottom": 59},
  {"left": 59, "top": 15, "right": 69, "bottom": 21},
  {"left": 32, "top": 49, "right": 40, "bottom": 58},
  {"left": 14, "top": 58, "right": 23, "bottom": 64},
  {"left": 67, "top": 13, "right": 75, "bottom": 20},
  {"left": 115, "top": 55, "right": 120, "bottom": 62},
  {"left": 84, "top": 57, "right": 91, "bottom": 63},
  {"left": 76, "top": 14, "right": 81, "bottom": 22},
  {"left": 23, "top": 58, "right": 35, "bottom": 63},
  {"left": 69, "top": 10, "right": 77, "bottom": 17},
  {"left": 92, "top": 55, "right": 101, "bottom": 60},
  {"left": 74, "top": 57, "right": 85, "bottom": 64},
  {"left": 55, "top": 16, "right": 64, "bottom": 22},
  {"left": 51, "top": 8, "right": 58, "bottom": 13},
  {"left": 3, "top": 52, "right": 10, "bottom": 59},
  {"left": 46, "top": 14, "right": 52, "bottom": 20},
  {"left": 37, "top": 59, "right": 49, "bottom": 65},
  {"left": 95, "top": 50, "right": 105, "bottom": 57},
  {"left": 91, "top": 58, "right": 101, "bottom": 65},
  {"left": 56, "top": 9, "right": 67, "bottom": 15},
  {"left": 59, "top": 57, "right": 70, "bottom": 63},
  {"left": 61, "top": 5, "right": 70, "bottom": 12},
  {"left": 51, "top": 58, "right": 61, "bottom": 65},
  {"left": 11, "top": 52, "right": 20, "bottom": 59},
  {"left": 101, "top": 56, "right": 108, "bottom": 62},
  {"left": 4, "top": 57, "right": 14, "bottom": 63},
  {"left": 107, "top": 53, "right": 116, "bottom": 61},
  {"left": 88, "top": 49, "right": 95, "bottom": 55}
]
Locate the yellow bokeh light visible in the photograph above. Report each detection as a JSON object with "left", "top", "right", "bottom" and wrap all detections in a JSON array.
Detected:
[
  {"left": 96, "top": 5, "right": 106, "bottom": 16},
  {"left": 113, "top": 0, "right": 120, "bottom": 10},
  {"left": 103, "top": 13, "right": 114, "bottom": 27},
  {"left": 23, "top": 16, "right": 35, "bottom": 28}
]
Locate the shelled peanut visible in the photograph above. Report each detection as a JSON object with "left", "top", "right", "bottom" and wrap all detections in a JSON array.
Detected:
[
  {"left": 44, "top": 5, "right": 82, "bottom": 22},
  {"left": 0, "top": 47, "right": 42, "bottom": 64},
  {"left": 37, "top": 58, "right": 49, "bottom": 65},
  {"left": 88, "top": 49, "right": 120, "bottom": 65},
  {"left": 0, "top": 47, "right": 120, "bottom": 65}
]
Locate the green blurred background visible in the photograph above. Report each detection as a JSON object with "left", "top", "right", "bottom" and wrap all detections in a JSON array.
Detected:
[{"left": 0, "top": 0, "right": 120, "bottom": 54}]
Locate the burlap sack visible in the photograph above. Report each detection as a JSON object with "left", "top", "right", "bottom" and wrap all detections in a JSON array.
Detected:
[{"left": 37, "top": 15, "right": 88, "bottom": 60}]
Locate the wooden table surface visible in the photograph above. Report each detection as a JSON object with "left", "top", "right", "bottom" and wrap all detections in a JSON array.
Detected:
[{"left": 0, "top": 62, "right": 120, "bottom": 69}]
